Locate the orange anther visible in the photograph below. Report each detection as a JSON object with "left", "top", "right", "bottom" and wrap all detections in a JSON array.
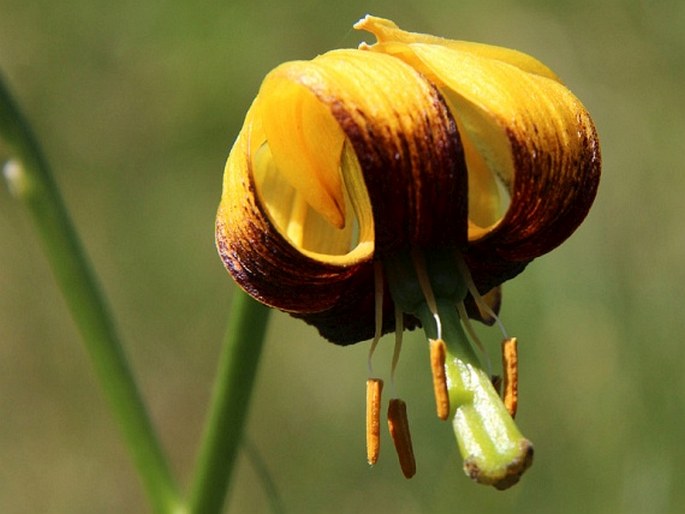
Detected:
[
  {"left": 366, "top": 378, "right": 383, "bottom": 465},
  {"left": 387, "top": 398, "right": 416, "bottom": 478},
  {"left": 502, "top": 337, "right": 519, "bottom": 418},
  {"left": 429, "top": 339, "right": 450, "bottom": 420}
]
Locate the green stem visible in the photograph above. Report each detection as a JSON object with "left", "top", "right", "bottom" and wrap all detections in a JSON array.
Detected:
[
  {"left": 1, "top": 73, "right": 181, "bottom": 513},
  {"left": 188, "top": 290, "right": 270, "bottom": 514},
  {"left": 418, "top": 302, "right": 533, "bottom": 490}
]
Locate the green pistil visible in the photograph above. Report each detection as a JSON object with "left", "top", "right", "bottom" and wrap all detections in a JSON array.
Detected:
[
  {"left": 420, "top": 301, "right": 532, "bottom": 489},
  {"left": 385, "top": 249, "right": 533, "bottom": 490}
]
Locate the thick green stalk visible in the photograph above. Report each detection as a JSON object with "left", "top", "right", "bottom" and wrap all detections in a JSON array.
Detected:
[
  {"left": 385, "top": 249, "right": 532, "bottom": 489},
  {"left": 1, "top": 73, "right": 181, "bottom": 513},
  {"left": 187, "top": 290, "right": 270, "bottom": 514},
  {"left": 417, "top": 302, "right": 532, "bottom": 490}
]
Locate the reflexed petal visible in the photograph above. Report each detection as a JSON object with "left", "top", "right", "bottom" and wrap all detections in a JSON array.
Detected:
[
  {"left": 259, "top": 74, "right": 347, "bottom": 229},
  {"left": 216, "top": 104, "right": 374, "bottom": 337},
  {"left": 216, "top": 49, "right": 468, "bottom": 343},
  {"left": 355, "top": 16, "right": 560, "bottom": 81},
  {"left": 461, "top": 130, "right": 503, "bottom": 235},
  {"left": 358, "top": 18, "right": 601, "bottom": 291},
  {"left": 294, "top": 50, "right": 468, "bottom": 255}
]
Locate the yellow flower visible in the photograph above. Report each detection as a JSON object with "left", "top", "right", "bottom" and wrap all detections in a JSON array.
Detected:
[{"left": 216, "top": 16, "right": 600, "bottom": 488}]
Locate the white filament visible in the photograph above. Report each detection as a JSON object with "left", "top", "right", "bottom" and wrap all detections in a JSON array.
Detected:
[
  {"left": 411, "top": 249, "right": 443, "bottom": 340},
  {"left": 455, "top": 251, "right": 509, "bottom": 339}
]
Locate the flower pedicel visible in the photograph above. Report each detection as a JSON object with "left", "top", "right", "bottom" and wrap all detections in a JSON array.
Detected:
[{"left": 216, "top": 16, "right": 600, "bottom": 489}]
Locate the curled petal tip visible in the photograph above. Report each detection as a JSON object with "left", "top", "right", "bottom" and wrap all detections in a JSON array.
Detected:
[{"left": 353, "top": 14, "right": 398, "bottom": 33}]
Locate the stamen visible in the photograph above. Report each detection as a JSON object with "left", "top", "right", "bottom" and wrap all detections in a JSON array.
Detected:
[
  {"left": 502, "top": 337, "right": 519, "bottom": 418},
  {"left": 429, "top": 339, "right": 450, "bottom": 420},
  {"left": 367, "top": 261, "right": 384, "bottom": 375},
  {"left": 455, "top": 251, "right": 509, "bottom": 339},
  {"left": 387, "top": 398, "right": 416, "bottom": 478},
  {"left": 366, "top": 378, "right": 383, "bottom": 465},
  {"left": 411, "top": 249, "right": 442, "bottom": 339},
  {"left": 457, "top": 301, "right": 493, "bottom": 377},
  {"left": 389, "top": 304, "right": 404, "bottom": 390}
]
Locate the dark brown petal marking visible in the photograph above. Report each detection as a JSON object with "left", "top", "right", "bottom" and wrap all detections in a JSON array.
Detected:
[
  {"left": 217, "top": 51, "right": 467, "bottom": 345},
  {"left": 303, "top": 51, "right": 468, "bottom": 257},
  {"left": 216, "top": 125, "right": 372, "bottom": 328},
  {"left": 467, "top": 113, "right": 601, "bottom": 293},
  {"left": 333, "top": 92, "right": 466, "bottom": 257}
]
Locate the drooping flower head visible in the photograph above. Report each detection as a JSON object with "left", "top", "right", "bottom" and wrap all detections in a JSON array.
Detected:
[{"left": 216, "top": 16, "right": 600, "bottom": 489}]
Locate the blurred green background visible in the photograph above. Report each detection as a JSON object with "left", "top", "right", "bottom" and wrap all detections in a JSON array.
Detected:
[{"left": 1, "top": 0, "right": 684, "bottom": 512}]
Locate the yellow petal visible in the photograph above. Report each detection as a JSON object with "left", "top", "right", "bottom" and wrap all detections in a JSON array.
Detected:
[
  {"left": 259, "top": 70, "right": 346, "bottom": 229},
  {"left": 266, "top": 49, "right": 467, "bottom": 255},
  {"left": 216, "top": 101, "right": 373, "bottom": 314},
  {"left": 217, "top": 46, "right": 468, "bottom": 344},
  {"left": 461, "top": 129, "right": 503, "bottom": 234},
  {"left": 358, "top": 16, "right": 600, "bottom": 294},
  {"left": 359, "top": 19, "right": 599, "bottom": 246},
  {"left": 406, "top": 43, "right": 598, "bottom": 244},
  {"left": 355, "top": 15, "right": 560, "bottom": 81}
]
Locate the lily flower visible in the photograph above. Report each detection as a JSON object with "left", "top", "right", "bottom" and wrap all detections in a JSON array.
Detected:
[{"left": 216, "top": 15, "right": 600, "bottom": 489}]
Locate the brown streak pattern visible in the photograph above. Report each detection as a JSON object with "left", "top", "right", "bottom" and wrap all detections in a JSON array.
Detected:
[
  {"left": 467, "top": 112, "right": 601, "bottom": 293},
  {"left": 216, "top": 51, "right": 467, "bottom": 344}
]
